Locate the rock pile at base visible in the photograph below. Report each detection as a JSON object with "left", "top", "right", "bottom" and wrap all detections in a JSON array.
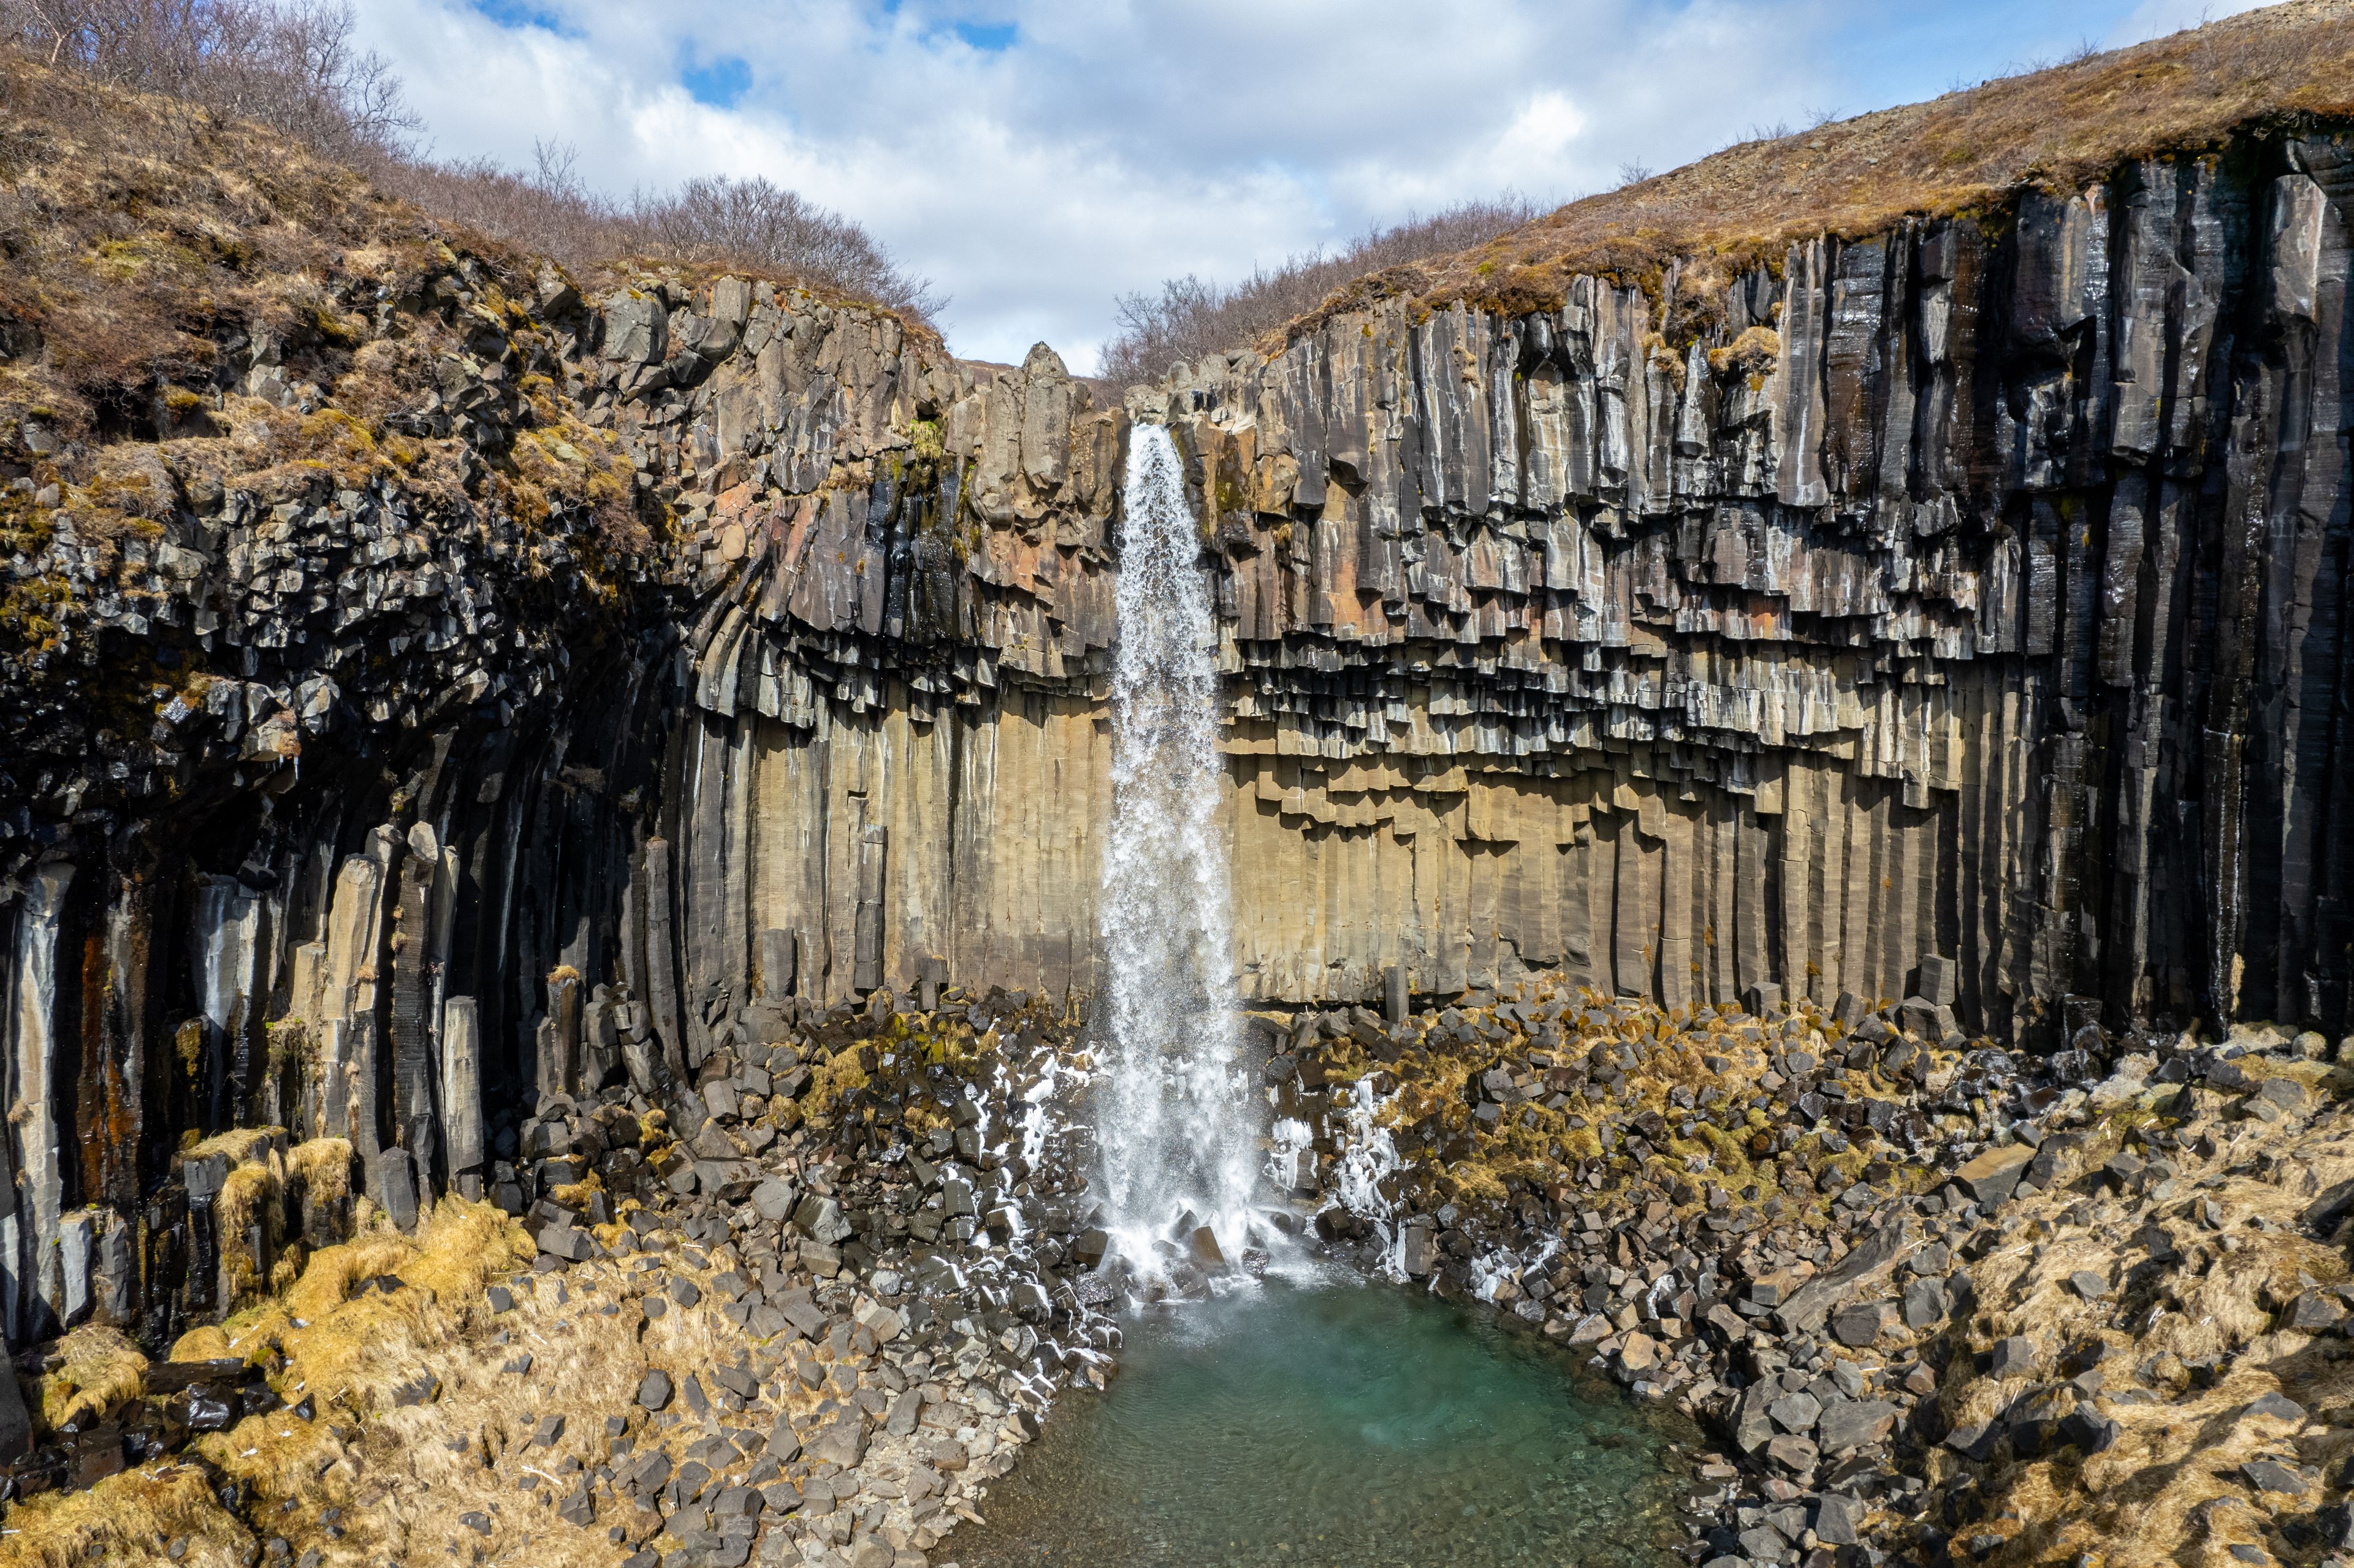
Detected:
[
  {"left": 490, "top": 988, "right": 1111, "bottom": 1568},
  {"left": 1274, "top": 981, "right": 2354, "bottom": 1568},
  {"left": 0, "top": 988, "right": 1113, "bottom": 1568}
]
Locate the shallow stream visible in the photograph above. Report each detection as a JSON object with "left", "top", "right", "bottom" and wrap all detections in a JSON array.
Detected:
[{"left": 945, "top": 1274, "right": 1688, "bottom": 1568}]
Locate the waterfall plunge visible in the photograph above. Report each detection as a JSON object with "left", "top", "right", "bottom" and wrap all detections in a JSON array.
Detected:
[{"left": 1095, "top": 424, "right": 1260, "bottom": 1279}]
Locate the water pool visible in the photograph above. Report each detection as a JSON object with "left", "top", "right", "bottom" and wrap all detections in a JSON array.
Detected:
[{"left": 944, "top": 1275, "right": 1689, "bottom": 1568}]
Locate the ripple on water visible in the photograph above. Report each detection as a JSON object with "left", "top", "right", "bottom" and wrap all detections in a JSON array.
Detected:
[{"left": 945, "top": 1277, "right": 1691, "bottom": 1568}]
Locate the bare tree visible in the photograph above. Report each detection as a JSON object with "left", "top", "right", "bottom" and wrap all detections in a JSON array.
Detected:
[
  {"left": 2, "top": 0, "right": 942, "bottom": 321},
  {"left": 1, "top": 0, "right": 419, "bottom": 158},
  {"left": 627, "top": 174, "right": 942, "bottom": 319},
  {"left": 1097, "top": 196, "right": 1542, "bottom": 387}
]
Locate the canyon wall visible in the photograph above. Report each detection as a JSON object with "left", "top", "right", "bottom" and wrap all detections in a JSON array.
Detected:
[
  {"left": 5, "top": 121, "right": 2354, "bottom": 1350},
  {"left": 710, "top": 131, "right": 2354, "bottom": 1051}
]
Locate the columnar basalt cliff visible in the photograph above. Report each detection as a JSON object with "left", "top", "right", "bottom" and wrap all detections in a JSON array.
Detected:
[
  {"left": 1159, "top": 138, "right": 2353, "bottom": 1045},
  {"left": 3, "top": 26, "right": 2354, "bottom": 1372},
  {"left": 677, "top": 125, "right": 2354, "bottom": 1054}
]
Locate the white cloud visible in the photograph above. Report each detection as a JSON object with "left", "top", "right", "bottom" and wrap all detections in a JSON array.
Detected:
[{"left": 349, "top": 0, "right": 2225, "bottom": 373}]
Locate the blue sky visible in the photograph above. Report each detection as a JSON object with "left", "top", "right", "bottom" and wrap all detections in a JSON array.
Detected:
[{"left": 352, "top": 0, "right": 2271, "bottom": 372}]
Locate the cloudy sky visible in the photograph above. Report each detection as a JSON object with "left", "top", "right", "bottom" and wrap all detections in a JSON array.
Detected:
[{"left": 352, "top": 0, "right": 2274, "bottom": 373}]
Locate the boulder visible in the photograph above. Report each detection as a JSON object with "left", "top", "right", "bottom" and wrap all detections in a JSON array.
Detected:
[
  {"left": 752, "top": 1179, "right": 798, "bottom": 1224},
  {"left": 1952, "top": 1144, "right": 2035, "bottom": 1207},
  {"left": 807, "top": 1415, "right": 866, "bottom": 1468},
  {"left": 1986, "top": 1336, "right": 2036, "bottom": 1377},
  {"left": 1902, "top": 1276, "right": 1949, "bottom": 1330},
  {"left": 1400, "top": 1220, "right": 1437, "bottom": 1277},
  {"left": 1830, "top": 1301, "right": 1890, "bottom": 1347},
  {"left": 2242, "top": 1459, "right": 2306, "bottom": 1496},
  {"left": 2059, "top": 1407, "right": 2119, "bottom": 1454},
  {"left": 1775, "top": 1218, "right": 1913, "bottom": 1334},
  {"left": 1815, "top": 1491, "right": 1864, "bottom": 1546},
  {"left": 1816, "top": 1397, "right": 1897, "bottom": 1452}
]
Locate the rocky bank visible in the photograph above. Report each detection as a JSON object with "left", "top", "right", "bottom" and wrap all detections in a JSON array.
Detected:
[
  {"left": 1268, "top": 976, "right": 2354, "bottom": 1568},
  {"left": 0, "top": 984, "right": 1114, "bottom": 1568}
]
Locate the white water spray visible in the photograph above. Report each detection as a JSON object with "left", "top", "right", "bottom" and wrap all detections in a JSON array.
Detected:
[
  {"left": 1095, "top": 425, "right": 1260, "bottom": 1278},
  {"left": 1332, "top": 1074, "right": 1407, "bottom": 1277}
]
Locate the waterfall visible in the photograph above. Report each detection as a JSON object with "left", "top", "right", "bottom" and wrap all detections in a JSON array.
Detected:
[{"left": 1095, "top": 424, "right": 1259, "bottom": 1279}]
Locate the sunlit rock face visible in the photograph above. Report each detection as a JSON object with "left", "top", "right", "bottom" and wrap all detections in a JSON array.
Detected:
[{"left": 7, "top": 126, "right": 2354, "bottom": 1342}]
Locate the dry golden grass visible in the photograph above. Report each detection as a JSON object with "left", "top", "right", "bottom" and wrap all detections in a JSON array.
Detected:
[
  {"left": 1279, "top": 0, "right": 2354, "bottom": 343},
  {"left": 1924, "top": 1079, "right": 2354, "bottom": 1568},
  {"left": 0, "top": 1461, "right": 254, "bottom": 1568},
  {"left": 0, "top": 52, "right": 429, "bottom": 434},
  {"left": 286, "top": 1136, "right": 353, "bottom": 1205},
  {"left": 2, "top": 1199, "right": 543, "bottom": 1568},
  {"left": 1332, "top": 975, "right": 1960, "bottom": 1227},
  {"left": 0, "top": 1195, "right": 677, "bottom": 1568},
  {"left": 36, "top": 1325, "right": 148, "bottom": 1433}
]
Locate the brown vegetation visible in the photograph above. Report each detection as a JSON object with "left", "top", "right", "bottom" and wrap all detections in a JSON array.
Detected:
[
  {"left": 379, "top": 147, "right": 943, "bottom": 321},
  {"left": 1925, "top": 1060, "right": 2354, "bottom": 1568},
  {"left": 1278, "top": 0, "right": 2354, "bottom": 346},
  {"left": 0, "top": 44, "right": 696, "bottom": 604},
  {"left": 1099, "top": 196, "right": 1539, "bottom": 386},
  {"left": 0, "top": 1198, "right": 534, "bottom": 1568},
  {"left": 0, "top": 1, "right": 937, "bottom": 324}
]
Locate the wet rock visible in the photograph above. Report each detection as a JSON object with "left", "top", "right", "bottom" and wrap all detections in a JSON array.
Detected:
[{"left": 1400, "top": 1221, "right": 1437, "bottom": 1277}]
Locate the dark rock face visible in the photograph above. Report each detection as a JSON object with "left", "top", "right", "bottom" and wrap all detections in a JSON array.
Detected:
[
  {"left": 4, "top": 126, "right": 2354, "bottom": 1360},
  {"left": 1156, "top": 136, "right": 2354, "bottom": 1040}
]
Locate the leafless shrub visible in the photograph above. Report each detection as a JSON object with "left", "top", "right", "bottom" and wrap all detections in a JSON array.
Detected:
[
  {"left": 377, "top": 148, "right": 942, "bottom": 322},
  {"left": 627, "top": 173, "right": 941, "bottom": 319},
  {"left": 1, "top": 1, "right": 939, "bottom": 321},
  {"left": 1097, "top": 195, "right": 1541, "bottom": 387},
  {"left": 0, "top": 0, "right": 419, "bottom": 159},
  {"left": 373, "top": 140, "right": 611, "bottom": 266}
]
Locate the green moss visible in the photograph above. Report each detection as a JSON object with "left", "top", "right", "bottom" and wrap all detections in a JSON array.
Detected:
[
  {"left": 0, "top": 572, "right": 74, "bottom": 655},
  {"left": 907, "top": 417, "right": 945, "bottom": 467}
]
